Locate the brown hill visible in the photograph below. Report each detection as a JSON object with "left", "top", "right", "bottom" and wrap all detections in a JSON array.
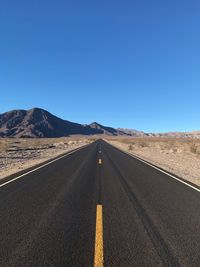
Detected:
[
  {"left": 0, "top": 108, "right": 199, "bottom": 138},
  {"left": 89, "top": 122, "right": 120, "bottom": 136},
  {"left": 0, "top": 108, "right": 102, "bottom": 137}
]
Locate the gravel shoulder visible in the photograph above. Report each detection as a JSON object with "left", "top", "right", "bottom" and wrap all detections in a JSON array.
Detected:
[
  {"left": 0, "top": 137, "right": 93, "bottom": 180},
  {"left": 107, "top": 137, "right": 200, "bottom": 187}
]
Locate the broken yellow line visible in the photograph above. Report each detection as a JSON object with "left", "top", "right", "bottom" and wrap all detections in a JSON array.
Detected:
[{"left": 94, "top": 205, "right": 103, "bottom": 267}]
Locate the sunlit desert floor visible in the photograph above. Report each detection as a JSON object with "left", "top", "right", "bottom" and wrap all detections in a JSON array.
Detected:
[
  {"left": 0, "top": 137, "right": 94, "bottom": 180},
  {"left": 107, "top": 137, "right": 200, "bottom": 187}
]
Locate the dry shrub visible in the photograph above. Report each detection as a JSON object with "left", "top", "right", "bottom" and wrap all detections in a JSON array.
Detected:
[
  {"left": 190, "top": 143, "right": 198, "bottom": 154},
  {"left": 139, "top": 142, "right": 148, "bottom": 148},
  {"left": 0, "top": 139, "right": 9, "bottom": 152},
  {"left": 128, "top": 144, "right": 133, "bottom": 151}
]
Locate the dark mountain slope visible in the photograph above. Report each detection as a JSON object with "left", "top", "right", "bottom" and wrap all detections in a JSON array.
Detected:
[
  {"left": 0, "top": 108, "right": 102, "bottom": 137},
  {"left": 89, "top": 122, "right": 120, "bottom": 136}
]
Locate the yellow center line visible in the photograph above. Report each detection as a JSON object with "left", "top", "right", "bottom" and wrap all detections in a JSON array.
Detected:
[{"left": 94, "top": 205, "right": 104, "bottom": 267}]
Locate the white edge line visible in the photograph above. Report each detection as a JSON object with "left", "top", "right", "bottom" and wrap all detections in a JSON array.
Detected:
[
  {"left": 0, "top": 145, "right": 88, "bottom": 188},
  {"left": 109, "top": 143, "right": 200, "bottom": 193}
]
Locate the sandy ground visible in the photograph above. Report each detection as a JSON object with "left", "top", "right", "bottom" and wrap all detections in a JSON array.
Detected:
[
  {"left": 107, "top": 137, "right": 200, "bottom": 187},
  {"left": 0, "top": 137, "right": 95, "bottom": 180}
]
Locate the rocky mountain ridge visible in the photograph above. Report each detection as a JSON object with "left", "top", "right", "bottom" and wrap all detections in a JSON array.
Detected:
[{"left": 0, "top": 108, "right": 199, "bottom": 138}]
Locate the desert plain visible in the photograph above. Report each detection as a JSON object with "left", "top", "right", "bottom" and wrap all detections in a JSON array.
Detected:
[
  {"left": 0, "top": 136, "right": 199, "bottom": 187},
  {"left": 107, "top": 137, "right": 200, "bottom": 187}
]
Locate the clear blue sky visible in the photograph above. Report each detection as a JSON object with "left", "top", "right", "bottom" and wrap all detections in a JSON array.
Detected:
[{"left": 0, "top": 0, "right": 200, "bottom": 132}]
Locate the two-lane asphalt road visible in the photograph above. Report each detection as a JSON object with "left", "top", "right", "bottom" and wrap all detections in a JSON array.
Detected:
[{"left": 0, "top": 140, "right": 200, "bottom": 266}]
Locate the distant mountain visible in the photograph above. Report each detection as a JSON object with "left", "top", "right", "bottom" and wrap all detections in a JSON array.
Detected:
[
  {"left": 149, "top": 131, "right": 200, "bottom": 139},
  {"left": 117, "top": 128, "right": 200, "bottom": 139},
  {"left": 0, "top": 108, "right": 102, "bottom": 137},
  {"left": 0, "top": 108, "right": 199, "bottom": 138},
  {"left": 89, "top": 122, "right": 119, "bottom": 136},
  {"left": 117, "top": 128, "right": 146, "bottom": 137}
]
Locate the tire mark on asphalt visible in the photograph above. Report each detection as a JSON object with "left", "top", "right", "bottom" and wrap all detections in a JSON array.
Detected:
[{"left": 104, "top": 148, "right": 180, "bottom": 267}]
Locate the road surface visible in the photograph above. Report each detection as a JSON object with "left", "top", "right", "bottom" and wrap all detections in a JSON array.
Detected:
[{"left": 0, "top": 140, "right": 200, "bottom": 266}]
